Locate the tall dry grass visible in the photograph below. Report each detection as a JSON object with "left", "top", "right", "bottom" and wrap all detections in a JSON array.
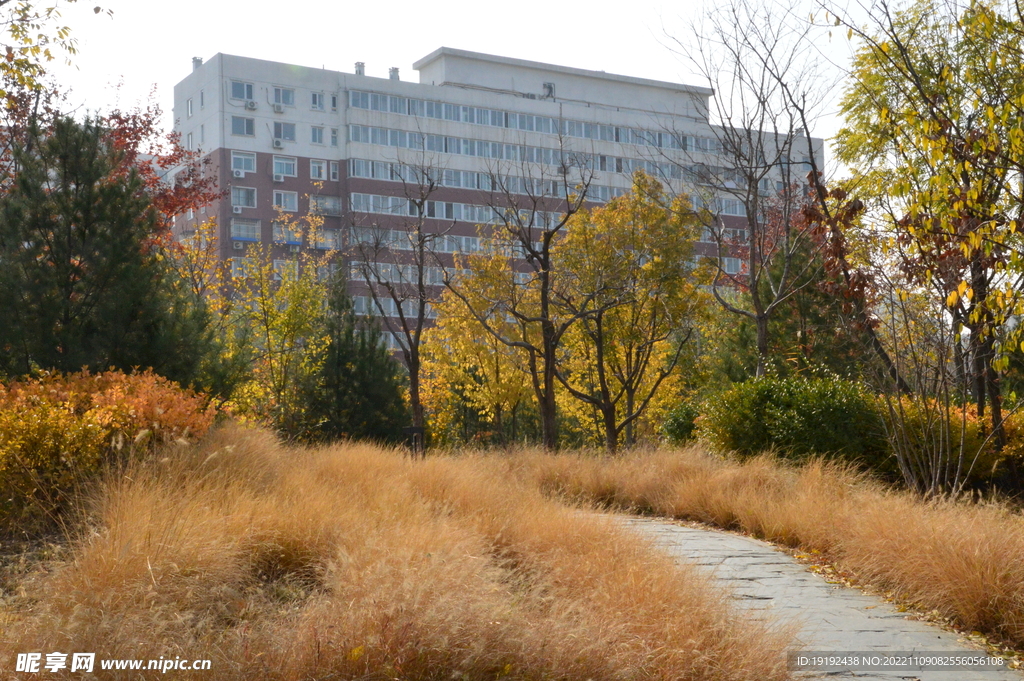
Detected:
[
  {"left": 510, "top": 446, "right": 1024, "bottom": 647},
  {"left": 2, "top": 426, "right": 793, "bottom": 680}
]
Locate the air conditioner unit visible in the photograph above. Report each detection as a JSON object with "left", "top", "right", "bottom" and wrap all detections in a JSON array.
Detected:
[
  {"left": 273, "top": 173, "right": 285, "bottom": 183},
  {"left": 233, "top": 241, "right": 245, "bottom": 250},
  {"left": 245, "top": 100, "right": 257, "bottom": 110},
  {"left": 232, "top": 169, "right": 244, "bottom": 178},
  {"left": 232, "top": 206, "right": 243, "bottom": 214},
  {"left": 289, "top": 244, "right": 300, "bottom": 253},
  {"left": 272, "top": 139, "right": 284, "bottom": 149},
  {"left": 273, "top": 103, "right": 284, "bottom": 114}
]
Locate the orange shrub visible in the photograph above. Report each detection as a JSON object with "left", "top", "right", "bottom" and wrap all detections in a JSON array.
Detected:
[{"left": 0, "top": 370, "right": 216, "bottom": 534}]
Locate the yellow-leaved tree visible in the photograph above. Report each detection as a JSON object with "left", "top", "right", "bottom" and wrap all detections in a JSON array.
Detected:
[
  {"left": 555, "top": 172, "right": 707, "bottom": 450},
  {"left": 435, "top": 172, "right": 706, "bottom": 450},
  {"left": 422, "top": 279, "right": 534, "bottom": 446},
  {"left": 172, "top": 207, "right": 337, "bottom": 433}
]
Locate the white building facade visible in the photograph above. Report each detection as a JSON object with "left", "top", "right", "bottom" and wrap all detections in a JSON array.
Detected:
[{"left": 172, "top": 47, "right": 821, "bottom": 317}]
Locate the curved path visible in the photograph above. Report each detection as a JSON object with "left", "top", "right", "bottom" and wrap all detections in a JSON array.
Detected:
[{"left": 623, "top": 517, "right": 1022, "bottom": 680}]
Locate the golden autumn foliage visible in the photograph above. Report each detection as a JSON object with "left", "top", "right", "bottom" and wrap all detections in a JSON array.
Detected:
[
  {"left": 0, "top": 370, "right": 215, "bottom": 533},
  {"left": 425, "top": 172, "right": 707, "bottom": 449}
]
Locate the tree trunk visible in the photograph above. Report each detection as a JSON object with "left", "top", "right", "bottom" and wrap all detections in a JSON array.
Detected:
[
  {"left": 540, "top": 366, "right": 558, "bottom": 450},
  {"left": 984, "top": 334, "right": 1005, "bottom": 451},
  {"left": 511, "top": 402, "right": 518, "bottom": 443},
  {"left": 755, "top": 314, "right": 770, "bottom": 377},
  {"left": 972, "top": 339, "right": 987, "bottom": 422},
  {"left": 540, "top": 290, "right": 559, "bottom": 450},
  {"left": 624, "top": 388, "right": 636, "bottom": 447},
  {"left": 408, "top": 351, "right": 425, "bottom": 457},
  {"left": 602, "top": 405, "right": 618, "bottom": 454}
]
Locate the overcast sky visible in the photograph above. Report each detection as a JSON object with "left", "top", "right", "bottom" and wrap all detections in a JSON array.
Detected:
[{"left": 45, "top": 0, "right": 854, "bottom": 148}]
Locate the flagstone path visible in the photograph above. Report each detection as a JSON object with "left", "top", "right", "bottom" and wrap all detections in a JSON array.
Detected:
[{"left": 623, "top": 516, "right": 1023, "bottom": 680}]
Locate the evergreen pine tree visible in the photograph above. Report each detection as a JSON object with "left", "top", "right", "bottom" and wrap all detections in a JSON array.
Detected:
[
  {"left": 295, "top": 280, "right": 408, "bottom": 444},
  {"left": 0, "top": 116, "right": 213, "bottom": 384}
]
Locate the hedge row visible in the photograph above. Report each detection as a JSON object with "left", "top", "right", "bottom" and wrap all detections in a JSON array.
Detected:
[{"left": 666, "top": 375, "right": 1021, "bottom": 486}]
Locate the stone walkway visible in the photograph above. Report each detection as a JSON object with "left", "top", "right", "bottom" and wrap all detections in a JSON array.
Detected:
[{"left": 622, "top": 516, "right": 1023, "bottom": 680}]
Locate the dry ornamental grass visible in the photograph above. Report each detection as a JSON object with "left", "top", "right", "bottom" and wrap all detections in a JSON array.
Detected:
[{"left": 1, "top": 426, "right": 793, "bottom": 680}]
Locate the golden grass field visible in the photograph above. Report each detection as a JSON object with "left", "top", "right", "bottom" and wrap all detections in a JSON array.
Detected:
[{"left": 1, "top": 426, "right": 793, "bottom": 680}]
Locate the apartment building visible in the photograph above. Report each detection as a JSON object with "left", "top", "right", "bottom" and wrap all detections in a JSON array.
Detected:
[{"left": 172, "top": 47, "right": 821, "bottom": 321}]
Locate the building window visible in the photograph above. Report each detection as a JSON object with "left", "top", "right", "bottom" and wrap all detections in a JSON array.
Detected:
[
  {"left": 231, "top": 186, "right": 257, "bottom": 208},
  {"left": 311, "top": 92, "right": 324, "bottom": 110},
  {"left": 315, "top": 228, "right": 341, "bottom": 250},
  {"left": 186, "top": 132, "right": 193, "bottom": 150},
  {"left": 350, "top": 91, "right": 370, "bottom": 109},
  {"left": 200, "top": 90, "right": 204, "bottom": 108},
  {"left": 310, "top": 195, "right": 342, "bottom": 216},
  {"left": 311, "top": 126, "right": 324, "bottom": 145},
  {"left": 330, "top": 128, "right": 338, "bottom": 146},
  {"left": 231, "top": 151, "right": 256, "bottom": 173},
  {"left": 230, "top": 218, "right": 260, "bottom": 241},
  {"left": 187, "top": 98, "right": 193, "bottom": 118},
  {"left": 231, "top": 116, "right": 255, "bottom": 136},
  {"left": 273, "top": 259, "right": 298, "bottom": 281},
  {"left": 230, "top": 257, "right": 248, "bottom": 278},
  {"left": 230, "top": 80, "right": 254, "bottom": 101},
  {"left": 273, "top": 87, "right": 295, "bottom": 106},
  {"left": 273, "top": 190, "right": 298, "bottom": 212},
  {"left": 199, "top": 125, "right": 204, "bottom": 145},
  {"left": 273, "top": 222, "right": 301, "bottom": 243},
  {"left": 273, "top": 122, "right": 296, "bottom": 141},
  {"left": 329, "top": 161, "right": 339, "bottom": 181},
  {"left": 310, "top": 160, "right": 326, "bottom": 180},
  {"left": 330, "top": 94, "right": 338, "bottom": 111},
  {"left": 273, "top": 156, "right": 297, "bottom": 177}
]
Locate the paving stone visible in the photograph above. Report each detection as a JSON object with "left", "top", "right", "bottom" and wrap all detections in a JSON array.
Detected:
[{"left": 620, "top": 516, "right": 1022, "bottom": 681}]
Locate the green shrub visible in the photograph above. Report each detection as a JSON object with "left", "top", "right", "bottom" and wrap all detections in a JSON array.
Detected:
[
  {"left": 698, "top": 375, "right": 888, "bottom": 467},
  {"left": 663, "top": 402, "right": 700, "bottom": 444}
]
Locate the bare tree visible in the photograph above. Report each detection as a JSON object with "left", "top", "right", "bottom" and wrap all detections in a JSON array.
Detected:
[
  {"left": 669, "top": 0, "right": 835, "bottom": 377},
  {"left": 349, "top": 149, "right": 453, "bottom": 452},
  {"left": 444, "top": 134, "right": 601, "bottom": 450}
]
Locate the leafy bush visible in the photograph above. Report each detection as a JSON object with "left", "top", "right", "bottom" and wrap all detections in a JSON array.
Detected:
[
  {"left": 663, "top": 401, "right": 700, "bottom": 444},
  {"left": 0, "top": 370, "right": 216, "bottom": 533},
  {"left": 698, "top": 375, "right": 888, "bottom": 467}
]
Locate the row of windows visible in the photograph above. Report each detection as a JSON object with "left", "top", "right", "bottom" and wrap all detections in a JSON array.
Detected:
[
  {"left": 231, "top": 80, "right": 340, "bottom": 112},
  {"left": 692, "top": 196, "right": 746, "bottom": 217},
  {"left": 348, "top": 90, "right": 717, "bottom": 152},
  {"left": 349, "top": 261, "right": 447, "bottom": 286},
  {"left": 351, "top": 226, "right": 537, "bottom": 258},
  {"left": 352, "top": 295, "right": 437, "bottom": 319},
  {"left": 230, "top": 116, "right": 340, "bottom": 146},
  {"left": 348, "top": 124, "right": 691, "bottom": 182},
  {"left": 348, "top": 159, "right": 628, "bottom": 203},
  {"left": 231, "top": 220, "right": 344, "bottom": 249},
  {"left": 228, "top": 257, "right": 341, "bottom": 281},
  {"left": 232, "top": 151, "right": 342, "bottom": 182},
  {"left": 351, "top": 227, "right": 484, "bottom": 255},
  {"left": 349, "top": 192, "right": 564, "bottom": 228},
  {"left": 233, "top": 184, "right": 741, "bottom": 224},
  {"left": 230, "top": 186, "right": 342, "bottom": 215}
]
